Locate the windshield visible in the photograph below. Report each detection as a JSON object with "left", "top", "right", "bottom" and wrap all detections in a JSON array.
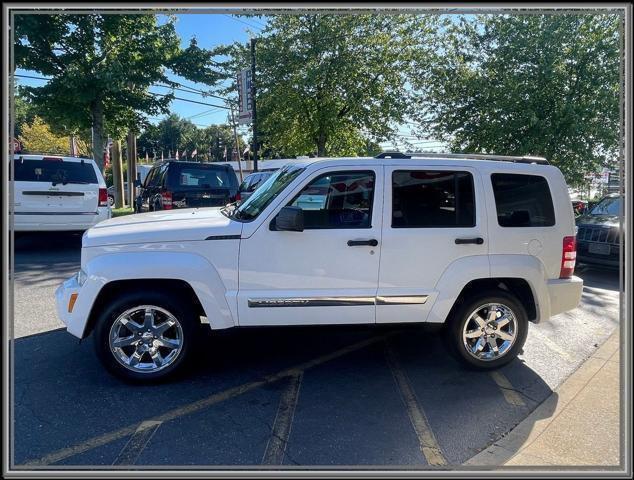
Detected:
[
  {"left": 231, "top": 164, "right": 305, "bottom": 221},
  {"left": 590, "top": 196, "right": 621, "bottom": 216}
]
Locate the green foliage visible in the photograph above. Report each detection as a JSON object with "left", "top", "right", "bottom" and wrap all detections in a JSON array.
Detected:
[
  {"left": 14, "top": 14, "right": 220, "bottom": 170},
  {"left": 216, "top": 14, "right": 434, "bottom": 157},
  {"left": 13, "top": 94, "right": 36, "bottom": 138},
  {"left": 410, "top": 14, "right": 621, "bottom": 187},
  {"left": 112, "top": 207, "right": 134, "bottom": 217},
  {"left": 136, "top": 114, "right": 244, "bottom": 161},
  {"left": 18, "top": 116, "right": 70, "bottom": 154}
]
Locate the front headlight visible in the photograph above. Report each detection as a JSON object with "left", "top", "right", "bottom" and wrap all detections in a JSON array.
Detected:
[{"left": 77, "top": 269, "right": 88, "bottom": 286}]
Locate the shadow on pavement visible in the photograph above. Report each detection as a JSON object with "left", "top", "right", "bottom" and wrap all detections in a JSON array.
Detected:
[{"left": 13, "top": 323, "right": 555, "bottom": 467}]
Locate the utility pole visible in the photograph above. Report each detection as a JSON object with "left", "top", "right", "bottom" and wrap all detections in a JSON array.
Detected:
[
  {"left": 111, "top": 140, "right": 125, "bottom": 209},
  {"left": 69, "top": 135, "right": 77, "bottom": 157},
  {"left": 126, "top": 132, "right": 137, "bottom": 209},
  {"left": 250, "top": 38, "right": 258, "bottom": 172},
  {"left": 230, "top": 108, "right": 244, "bottom": 183}
]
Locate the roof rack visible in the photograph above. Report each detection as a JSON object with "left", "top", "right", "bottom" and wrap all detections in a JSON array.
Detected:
[{"left": 375, "top": 151, "right": 549, "bottom": 165}]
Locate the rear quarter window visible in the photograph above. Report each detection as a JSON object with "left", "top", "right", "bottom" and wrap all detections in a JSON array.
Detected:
[
  {"left": 491, "top": 173, "right": 555, "bottom": 227},
  {"left": 13, "top": 158, "right": 98, "bottom": 184}
]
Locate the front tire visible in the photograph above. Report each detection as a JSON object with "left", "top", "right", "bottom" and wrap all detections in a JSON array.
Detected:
[
  {"left": 93, "top": 290, "right": 197, "bottom": 382},
  {"left": 445, "top": 290, "right": 528, "bottom": 370}
]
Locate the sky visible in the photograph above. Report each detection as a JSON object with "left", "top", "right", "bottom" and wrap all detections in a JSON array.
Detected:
[{"left": 14, "top": 13, "right": 446, "bottom": 153}]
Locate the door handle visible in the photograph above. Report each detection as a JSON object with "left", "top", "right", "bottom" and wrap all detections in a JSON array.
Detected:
[
  {"left": 348, "top": 239, "right": 379, "bottom": 247},
  {"left": 455, "top": 237, "right": 484, "bottom": 245}
]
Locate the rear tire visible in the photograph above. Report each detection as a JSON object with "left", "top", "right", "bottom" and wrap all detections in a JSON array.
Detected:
[
  {"left": 93, "top": 289, "right": 198, "bottom": 382},
  {"left": 444, "top": 290, "right": 528, "bottom": 370}
]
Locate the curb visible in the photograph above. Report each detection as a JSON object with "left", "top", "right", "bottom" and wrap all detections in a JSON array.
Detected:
[{"left": 464, "top": 330, "right": 620, "bottom": 467}]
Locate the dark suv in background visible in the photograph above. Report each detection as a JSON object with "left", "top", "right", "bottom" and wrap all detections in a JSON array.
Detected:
[
  {"left": 575, "top": 193, "right": 622, "bottom": 268},
  {"left": 135, "top": 160, "right": 238, "bottom": 212}
]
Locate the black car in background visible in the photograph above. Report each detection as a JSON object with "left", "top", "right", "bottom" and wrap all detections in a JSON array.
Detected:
[
  {"left": 237, "top": 170, "right": 276, "bottom": 202},
  {"left": 575, "top": 194, "right": 622, "bottom": 268},
  {"left": 136, "top": 160, "right": 239, "bottom": 212}
]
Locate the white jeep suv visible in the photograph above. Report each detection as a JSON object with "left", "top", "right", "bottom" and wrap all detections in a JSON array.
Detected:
[
  {"left": 56, "top": 153, "right": 583, "bottom": 381},
  {"left": 13, "top": 154, "right": 110, "bottom": 231}
]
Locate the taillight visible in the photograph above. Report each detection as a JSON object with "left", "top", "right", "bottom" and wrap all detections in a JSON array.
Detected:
[
  {"left": 161, "top": 191, "right": 173, "bottom": 209},
  {"left": 98, "top": 188, "right": 108, "bottom": 207},
  {"left": 235, "top": 192, "right": 241, "bottom": 202},
  {"left": 560, "top": 235, "right": 576, "bottom": 278}
]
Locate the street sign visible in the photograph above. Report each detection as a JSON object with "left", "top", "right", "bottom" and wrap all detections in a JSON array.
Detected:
[
  {"left": 11, "top": 138, "right": 22, "bottom": 153},
  {"left": 237, "top": 69, "right": 253, "bottom": 125}
]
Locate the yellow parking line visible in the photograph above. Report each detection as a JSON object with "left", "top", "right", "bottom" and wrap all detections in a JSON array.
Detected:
[
  {"left": 385, "top": 343, "right": 447, "bottom": 466},
  {"left": 490, "top": 371, "right": 526, "bottom": 407},
  {"left": 23, "top": 333, "right": 393, "bottom": 467},
  {"left": 112, "top": 420, "right": 161, "bottom": 465},
  {"left": 261, "top": 373, "right": 303, "bottom": 465}
]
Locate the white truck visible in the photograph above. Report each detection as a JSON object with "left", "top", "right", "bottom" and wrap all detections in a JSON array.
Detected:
[{"left": 56, "top": 153, "right": 583, "bottom": 381}]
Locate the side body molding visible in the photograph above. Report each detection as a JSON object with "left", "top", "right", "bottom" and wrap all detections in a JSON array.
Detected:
[{"left": 75, "top": 252, "right": 235, "bottom": 337}]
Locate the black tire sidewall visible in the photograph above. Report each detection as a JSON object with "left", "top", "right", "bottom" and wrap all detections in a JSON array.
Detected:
[
  {"left": 446, "top": 290, "right": 528, "bottom": 370},
  {"left": 93, "top": 289, "right": 197, "bottom": 382}
]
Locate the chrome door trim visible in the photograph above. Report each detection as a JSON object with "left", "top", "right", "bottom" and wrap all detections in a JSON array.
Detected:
[
  {"left": 375, "top": 295, "right": 428, "bottom": 305},
  {"left": 248, "top": 295, "right": 428, "bottom": 308}
]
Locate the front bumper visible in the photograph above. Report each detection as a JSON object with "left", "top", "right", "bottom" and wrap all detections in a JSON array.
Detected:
[
  {"left": 546, "top": 276, "right": 583, "bottom": 317},
  {"left": 55, "top": 273, "right": 88, "bottom": 338}
]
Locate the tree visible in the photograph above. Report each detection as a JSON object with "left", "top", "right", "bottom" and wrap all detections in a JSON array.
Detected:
[
  {"left": 136, "top": 114, "right": 243, "bottom": 161},
  {"left": 216, "top": 14, "right": 433, "bottom": 157},
  {"left": 410, "top": 14, "right": 621, "bottom": 187},
  {"left": 18, "top": 115, "right": 70, "bottom": 154},
  {"left": 13, "top": 94, "right": 36, "bottom": 138},
  {"left": 14, "top": 14, "right": 220, "bottom": 170}
]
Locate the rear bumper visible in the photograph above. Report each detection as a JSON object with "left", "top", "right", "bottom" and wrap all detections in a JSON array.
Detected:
[
  {"left": 546, "top": 276, "right": 583, "bottom": 317},
  {"left": 13, "top": 208, "right": 110, "bottom": 231}
]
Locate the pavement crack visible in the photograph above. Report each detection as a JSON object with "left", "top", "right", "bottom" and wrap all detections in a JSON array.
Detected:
[
  {"left": 252, "top": 413, "right": 300, "bottom": 466},
  {"left": 495, "top": 384, "right": 539, "bottom": 404}
]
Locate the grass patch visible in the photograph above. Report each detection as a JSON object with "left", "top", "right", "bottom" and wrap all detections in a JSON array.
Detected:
[{"left": 112, "top": 207, "right": 134, "bottom": 218}]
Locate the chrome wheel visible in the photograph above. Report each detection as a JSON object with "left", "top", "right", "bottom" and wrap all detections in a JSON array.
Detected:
[
  {"left": 109, "top": 305, "right": 184, "bottom": 374},
  {"left": 462, "top": 303, "right": 518, "bottom": 362}
]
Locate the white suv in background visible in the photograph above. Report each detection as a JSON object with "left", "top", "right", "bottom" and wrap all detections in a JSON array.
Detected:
[
  {"left": 12, "top": 154, "right": 110, "bottom": 231},
  {"left": 56, "top": 152, "right": 583, "bottom": 381}
]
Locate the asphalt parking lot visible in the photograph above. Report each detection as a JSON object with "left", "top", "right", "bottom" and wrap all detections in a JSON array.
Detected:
[{"left": 11, "top": 232, "right": 621, "bottom": 469}]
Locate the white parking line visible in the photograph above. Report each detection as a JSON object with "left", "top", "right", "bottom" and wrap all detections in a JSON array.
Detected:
[
  {"left": 385, "top": 343, "right": 447, "bottom": 466},
  {"left": 112, "top": 420, "right": 161, "bottom": 465},
  {"left": 490, "top": 371, "right": 526, "bottom": 407},
  {"left": 261, "top": 373, "right": 303, "bottom": 465},
  {"left": 23, "top": 333, "right": 394, "bottom": 467}
]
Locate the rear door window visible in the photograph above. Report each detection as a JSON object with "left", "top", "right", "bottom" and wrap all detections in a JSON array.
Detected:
[
  {"left": 13, "top": 158, "right": 97, "bottom": 184},
  {"left": 491, "top": 173, "right": 555, "bottom": 227},
  {"left": 392, "top": 170, "right": 475, "bottom": 228}
]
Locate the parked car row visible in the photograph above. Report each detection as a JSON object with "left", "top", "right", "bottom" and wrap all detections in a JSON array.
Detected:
[{"left": 12, "top": 153, "right": 624, "bottom": 274}]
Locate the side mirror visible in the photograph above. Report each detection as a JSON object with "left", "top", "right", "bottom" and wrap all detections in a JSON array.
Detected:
[{"left": 271, "top": 206, "right": 304, "bottom": 232}]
